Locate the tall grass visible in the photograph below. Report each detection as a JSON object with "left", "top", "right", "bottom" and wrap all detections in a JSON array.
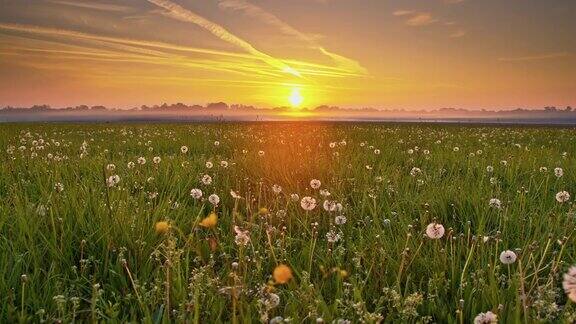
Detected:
[{"left": 1, "top": 122, "right": 575, "bottom": 323}]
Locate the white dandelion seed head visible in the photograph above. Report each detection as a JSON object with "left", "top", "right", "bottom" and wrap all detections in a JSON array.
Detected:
[
  {"left": 208, "top": 194, "right": 220, "bottom": 206},
  {"left": 190, "top": 188, "right": 203, "bottom": 199},
  {"left": 300, "top": 196, "right": 317, "bottom": 211},
  {"left": 499, "top": 250, "right": 517, "bottom": 265},
  {"left": 425, "top": 223, "right": 445, "bottom": 239}
]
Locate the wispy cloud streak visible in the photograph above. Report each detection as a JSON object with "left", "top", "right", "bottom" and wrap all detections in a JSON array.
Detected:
[
  {"left": 217, "top": 0, "right": 367, "bottom": 75},
  {"left": 498, "top": 52, "right": 570, "bottom": 62},
  {"left": 146, "top": 0, "right": 301, "bottom": 77}
]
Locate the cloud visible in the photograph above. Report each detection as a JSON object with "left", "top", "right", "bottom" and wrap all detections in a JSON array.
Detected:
[
  {"left": 146, "top": 0, "right": 301, "bottom": 77},
  {"left": 498, "top": 52, "right": 570, "bottom": 62},
  {"left": 393, "top": 10, "right": 414, "bottom": 17},
  {"left": 449, "top": 29, "right": 467, "bottom": 38},
  {"left": 46, "top": 0, "right": 132, "bottom": 12},
  {"left": 444, "top": 0, "right": 465, "bottom": 4},
  {"left": 0, "top": 22, "right": 360, "bottom": 79},
  {"left": 216, "top": 0, "right": 366, "bottom": 75},
  {"left": 405, "top": 13, "right": 438, "bottom": 27}
]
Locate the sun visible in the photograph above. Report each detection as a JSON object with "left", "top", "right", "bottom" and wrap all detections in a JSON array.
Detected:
[{"left": 288, "top": 88, "right": 304, "bottom": 107}]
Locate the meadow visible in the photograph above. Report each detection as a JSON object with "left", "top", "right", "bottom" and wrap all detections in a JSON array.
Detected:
[{"left": 1, "top": 122, "right": 576, "bottom": 323}]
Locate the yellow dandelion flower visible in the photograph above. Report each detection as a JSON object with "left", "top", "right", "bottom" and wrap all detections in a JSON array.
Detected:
[
  {"left": 155, "top": 221, "right": 170, "bottom": 234},
  {"left": 273, "top": 264, "right": 293, "bottom": 284},
  {"left": 199, "top": 212, "right": 218, "bottom": 228}
]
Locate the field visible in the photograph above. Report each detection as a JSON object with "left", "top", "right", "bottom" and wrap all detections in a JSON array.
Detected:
[{"left": 1, "top": 122, "right": 576, "bottom": 323}]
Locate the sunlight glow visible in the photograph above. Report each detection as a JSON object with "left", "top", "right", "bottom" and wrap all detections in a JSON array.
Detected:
[{"left": 288, "top": 88, "right": 304, "bottom": 107}]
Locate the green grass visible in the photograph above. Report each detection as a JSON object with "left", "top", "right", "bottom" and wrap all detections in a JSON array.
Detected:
[{"left": 1, "top": 122, "right": 576, "bottom": 323}]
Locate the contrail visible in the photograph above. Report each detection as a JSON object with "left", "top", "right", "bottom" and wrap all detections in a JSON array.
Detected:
[
  {"left": 217, "top": 0, "right": 367, "bottom": 75},
  {"left": 146, "top": 0, "right": 301, "bottom": 77}
]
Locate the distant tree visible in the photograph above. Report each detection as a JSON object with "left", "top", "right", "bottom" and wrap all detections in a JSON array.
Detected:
[
  {"left": 91, "top": 105, "right": 107, "bottom": 111},
  {"left": 207, "top": 102, "right": 229, "bottom": 110},
  {"left": 30, "top": 104, "right": 51, "bottom": 110},
  {"left": 566, "top": 106, "right": 572, "bottom": 111}
]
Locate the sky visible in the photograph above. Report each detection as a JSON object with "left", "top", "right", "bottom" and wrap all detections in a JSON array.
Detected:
[{"left": 0, "top": 0, "right": 575, "bottom": 110}]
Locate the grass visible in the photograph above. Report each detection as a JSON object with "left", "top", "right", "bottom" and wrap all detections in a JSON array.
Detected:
[{"left": 1, "top": 122, "right": 575, "bottom": 323}]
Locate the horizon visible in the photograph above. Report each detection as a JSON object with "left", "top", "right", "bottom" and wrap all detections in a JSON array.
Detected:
[{"left": 1, "top": 0, "right": 575, "bottom": 111}]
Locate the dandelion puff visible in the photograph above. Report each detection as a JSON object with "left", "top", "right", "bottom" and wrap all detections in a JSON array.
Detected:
[
  {"left": 153, "top": 156, "right": 161, "bottom": 164},
  {"left": 556, "top": 191, "right": 570, "bottom": 203},
  {"left": 234, "top": 226, "right": 250, "bottom": 246},
  {"left": 473, "top": 311, "right": 498, "bottom": 324},
  {"left": 54, "top": 182, "right": 64, "bottom": 193},
  {"left": 272, "top": 184, "right": 282, "bottom": 194},
  {"left": 300, "top": 196, "right": 317, "bottom": 211},
  {"left": 425, "top": 223, "right": 445, "bottom": 239},
  {"left": 499, "top": 250, "right": 517, "bottom": 264},
  {"left": 190, "top": 188, "right": 203, "bottom": 199},
  {"left": 310, "top": 179, "right": 321, "bottom": 189},
  {"left": 489, "top": 198, "right": 502, "bottom": 209},
  {"left": 208, "top": 194, "right": 220, "bottom": 206},
  {"left": 201, "top": 174, "right": 212, "bottom": 185},
  {"left": 180, "top": 145, "right": 188, "bottom": 154},
  {"left": 290, "top": 193, "right": 299, "bottom": 202},
  {"left": 555, "top": 167, "right": 564, "bottom": 178},
  {"left": 562, "top": 265, "right": 576, "bottom": 302},
  {"left": 335, "top": 215, "right": 347, "bottom": 225}
]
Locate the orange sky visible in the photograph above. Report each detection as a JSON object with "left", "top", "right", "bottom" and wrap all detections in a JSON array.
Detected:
[{"left": 0, "top": 0, "right": 575, "bottom": 110}]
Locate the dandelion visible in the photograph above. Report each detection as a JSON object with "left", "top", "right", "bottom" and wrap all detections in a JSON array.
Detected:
[
  {"left": 290, "top": 193, "right": 299, "bottom": 202},
  {"left": 319, "top": 189, "right": 331, "bottom": 197},
  {"left": 137, "top": 157, "right": 146, "bottom": 165},
  {"left": 499, "top": 250, "right": 517, "bottom": 264},
  {"left": 214, "top": 140, "right": 220, "bottom": 146},
  {"left": 425, "top": 223, "right": 445, "bottom": 239},
  {"left": 300, "top": 196, "right": 317, "bottom": 211},
  {"left": 201, "top": 174, "right": 212, "bottom": 185},
  {"left": 234, "top": 226, "right": 250, "bottom": 246},
  {"left": 258, "top": 150, "right": 265, "bottom": 156},
  {"left": 272, "top": 184, "right": 282, "bottom": 194},
  {"left": 486, "top": 165, "right": 494, "bottom": 173},
  {"left": 335, "top": 215, "right": 347, "bottom": 225},
  {"left": 326, "top": 230, "right": 341, "bottom": 243},
  {"left": 190, "top": 188, "right": 203, "bottom": 199},
  {"left": 310, "top": 179, "right": 321, "bottom": 189},
  {"left": 489, "top": 198, "right": 502, "bottom": 209},
  {"left": 323, "top": 200, "right": 338, "bottom": 212},
  {"left": 54, "top": 182, "right": 64, "bottom": 193},
  {"left": 205, "top": 161, "right": 213, "bottom": 169},
  {"left": 199, "top": 212, "right": 218, "bottom": 228},
  {"left": 155, "top": 221, "right": 170, "bottom": 234},
  {"left": 106, "top": 175, "right": 121, "bottom": 187},
  {"left": 473, "top": 311, "right": 498, "bottom": 324},
  {"left": 230, "top": 190, "right": 242, "bottom": 199},
  {"left": 208, "top": 193, "right": 220, "bottom": 206},
  {"left": 127, "top": 161, "right": 135, "bottom": 169},
  {"left": 180, "top": 145, "right": 188, "bottom": 153},
  {"left": 410, "top": 167, "right": 422, "bottom": 177},
  {"left": 554, "top": 167, "right": 564, "bottom": 178},
  {"left": 556, "top": 191, "right": 570, "bottom": 203},
  {"left": 273, "top": 264, "right": 293, "bottom": 284},
  {"left": 153, "top": 156, "right": 161, "bottom": 164},
  {"left": 562, "top": 265, "right": 576, "bottom": 302},
  {"left": 220, "top": 160, "right": 228, "bottom": 168},
  {"left": 539, "top": 166, "right": 548, "bottom": 173},
  {"left": 106, "top": 163, "right": 116, "bottom": 171}
]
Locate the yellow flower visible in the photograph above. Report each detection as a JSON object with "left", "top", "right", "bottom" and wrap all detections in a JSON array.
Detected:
[
  {"left": 155, "top": 221, "right": 170, "bottom": 234},
  {"left": 259, "top": 207, "right": 269, "bottom": 215},
  {"left": 199, "top": 212, "right": 218, "bottom": 228},
  {"left": 273, "top": 264, "right": 293, "bottom": 284}
]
